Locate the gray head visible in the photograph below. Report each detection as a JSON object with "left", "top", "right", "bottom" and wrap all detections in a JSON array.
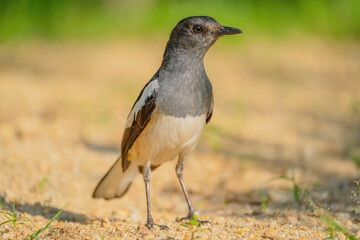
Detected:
[{"left": 163, "top": 16, "right": 242, "bottom": 58}]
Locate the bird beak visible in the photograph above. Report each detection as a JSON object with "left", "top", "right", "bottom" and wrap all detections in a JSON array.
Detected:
[{"left": 216, "top": 26, "right": 243, "bottom": 36}]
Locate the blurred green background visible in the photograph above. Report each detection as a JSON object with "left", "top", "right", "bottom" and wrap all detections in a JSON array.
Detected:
[{"left": 1, "top": 0, "right": 359, "bottom": 42}]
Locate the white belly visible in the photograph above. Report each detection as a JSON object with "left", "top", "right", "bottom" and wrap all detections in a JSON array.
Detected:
[{"left": 127, "top": 113, "right": 206, "bottom": 166}]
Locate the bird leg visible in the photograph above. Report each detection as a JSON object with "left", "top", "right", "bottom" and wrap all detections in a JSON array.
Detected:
[
  {"left": 143, "top": 162, "right": 169, "bottom": 230},
  {"left": 176, "top": 162, "right": 212, "bottom": 226}
]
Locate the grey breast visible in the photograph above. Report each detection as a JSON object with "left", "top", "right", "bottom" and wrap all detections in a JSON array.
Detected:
[{"left": 156, "top": 57, "right": 213, "bottom": 118}]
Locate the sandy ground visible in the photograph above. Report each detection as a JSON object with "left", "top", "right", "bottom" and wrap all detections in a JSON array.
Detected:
[{"left": 0, "top": 38, "right": 360, "bottom": 239}]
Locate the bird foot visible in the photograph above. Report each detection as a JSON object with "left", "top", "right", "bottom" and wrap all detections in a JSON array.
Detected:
[
  {"left": 146, "top": 219, "right": 169, "bottom": 231},
  {"left": 179, "top": 213, "right": 212, "bottom": 226}
]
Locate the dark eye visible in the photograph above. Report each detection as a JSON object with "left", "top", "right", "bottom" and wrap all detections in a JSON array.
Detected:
[{"left": 192, "top": 25, "right": 203, "bottom": 33}]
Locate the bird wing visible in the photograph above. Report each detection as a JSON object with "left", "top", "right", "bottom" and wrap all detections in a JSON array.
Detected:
[
  {"left": 206, "top": 82, "right": 214, "bottom": 124},
  {"left": 206, "top": 97, "right": 213, "bottom": 124},
  {"left": 121, "top": 73, "right": 160, "bottom": 171}
]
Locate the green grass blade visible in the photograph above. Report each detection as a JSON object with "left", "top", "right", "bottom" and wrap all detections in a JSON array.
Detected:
[
  {"left": 321, "top": 215, "right": 359, "bottom": 240},
  {"left": 18, "top": 216, "right": 32, "bottom": 222},
  {"left": 293, "top": 184, "right": 301, "bottom": 203},
  {"left": 42, "top": 208, "right": 64, "bottom": 230},
  {"left": 3, "top": 212, "right": 15, "bottom": 217},
  {"left": 323, "top": 236, "right": 337, "bottom": 240},
  {"left": 29, "top": 204, "right": 67, "bottom": 239},
  {"left": 266, "top": 175, "right": 293, "bottom": 183},
  {"left": 0, "top": 220, "right": 12, "bottom": 226}
]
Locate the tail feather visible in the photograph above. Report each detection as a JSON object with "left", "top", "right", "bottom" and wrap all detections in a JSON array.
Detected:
[{"left": 93, "top": 157, "right": 139, "bottom": 199}]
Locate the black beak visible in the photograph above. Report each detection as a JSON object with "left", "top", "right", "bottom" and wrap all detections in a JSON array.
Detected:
[{"left": 216, "top": 26, "right": 243, "bottom": 36}]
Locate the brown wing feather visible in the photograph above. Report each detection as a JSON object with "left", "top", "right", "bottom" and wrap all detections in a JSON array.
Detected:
[
  {"left": 121, "top": 89, "right": 157, "bottom": 171},
  {"left": 206, "top": 91, "right": 214, "bottom": 124}
]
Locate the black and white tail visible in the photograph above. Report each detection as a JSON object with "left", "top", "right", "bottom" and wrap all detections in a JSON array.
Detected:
[{"left": 93, "top": 157, "right": 139, "bottom": 200}]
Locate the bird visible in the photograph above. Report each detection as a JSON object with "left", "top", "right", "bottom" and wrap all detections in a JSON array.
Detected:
[{"left": 93, "top": 16, "right": 242, "bottom": 230}]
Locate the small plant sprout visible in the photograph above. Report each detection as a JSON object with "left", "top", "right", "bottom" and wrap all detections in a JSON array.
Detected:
[
  {"left": 180, "top": 213, "right": 206, "bottom": 240},
  {"left": 258, "top": 189, "right": 268, "bottom": 210},
  {"left": 38, "top": 177, "right": 49, "bottom": 193},
  {"left": 268, "top": 172, "right": 302, "bottom": 204},
  {"left": 180, "top": 213, "right": 210, "bottom": 228},
  {"left": 0, "top": 203, "right": 31, "bottom": 228},
  {"left": 27, "top": 204, "right": 67, "bottom": 240},
  {"left": 321, "top": 215, "right": 359, "bottom": 240},
  {"left": 180, "top": 213, "right": 200, "bottom": 227},
  {"left": 189, "top": 214, "right": 200, "bottom": 227},
  {"left": 30, "top": 177, "right": 49, "bottom": 194}
]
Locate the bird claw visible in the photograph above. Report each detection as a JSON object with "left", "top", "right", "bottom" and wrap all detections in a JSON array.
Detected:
[
  {"left": 179, "top": 213, "right": 212, "bottom": 226},
  {"left": 158, "top": 224, "right": 170, "bottom": 230},
  {"left": 179, "top": 216, "right": 191, "bottom": 222},
  {"left": 198, "top": 219, "right": 212, "bottom": 226},
  {"left": 146, "top": 220, "right": 169, "bottom": 231}
]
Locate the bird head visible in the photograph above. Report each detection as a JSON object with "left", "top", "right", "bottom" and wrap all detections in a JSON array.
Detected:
[{"left": 164, "top": 16, "right": 242, "bottom": 58}]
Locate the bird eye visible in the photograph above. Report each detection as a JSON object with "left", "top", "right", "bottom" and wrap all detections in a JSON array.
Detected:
[{"left": 192, "top": 25, "right": 203, "bottom": 33}]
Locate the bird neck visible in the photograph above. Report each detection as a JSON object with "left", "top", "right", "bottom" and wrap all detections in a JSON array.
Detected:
[
  {"left": 156, "top": 46, "right": 212, "bottom": 118},
  {"left": 160, "top": 45, "right": 206, "bottom": 73}
]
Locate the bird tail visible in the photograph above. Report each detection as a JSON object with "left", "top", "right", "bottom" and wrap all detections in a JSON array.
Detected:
[{"left": 93, "top": 157, "right": 139, "bottom": 200}]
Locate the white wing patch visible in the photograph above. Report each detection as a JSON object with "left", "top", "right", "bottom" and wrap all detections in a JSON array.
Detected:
[{"left": 125, "top": 79, "right": 159, "bottom": 128}]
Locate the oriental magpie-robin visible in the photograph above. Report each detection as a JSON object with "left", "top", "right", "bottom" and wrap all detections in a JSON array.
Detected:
[{"left": 93, "top": 16, "right": 242, "bottom": 230}]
